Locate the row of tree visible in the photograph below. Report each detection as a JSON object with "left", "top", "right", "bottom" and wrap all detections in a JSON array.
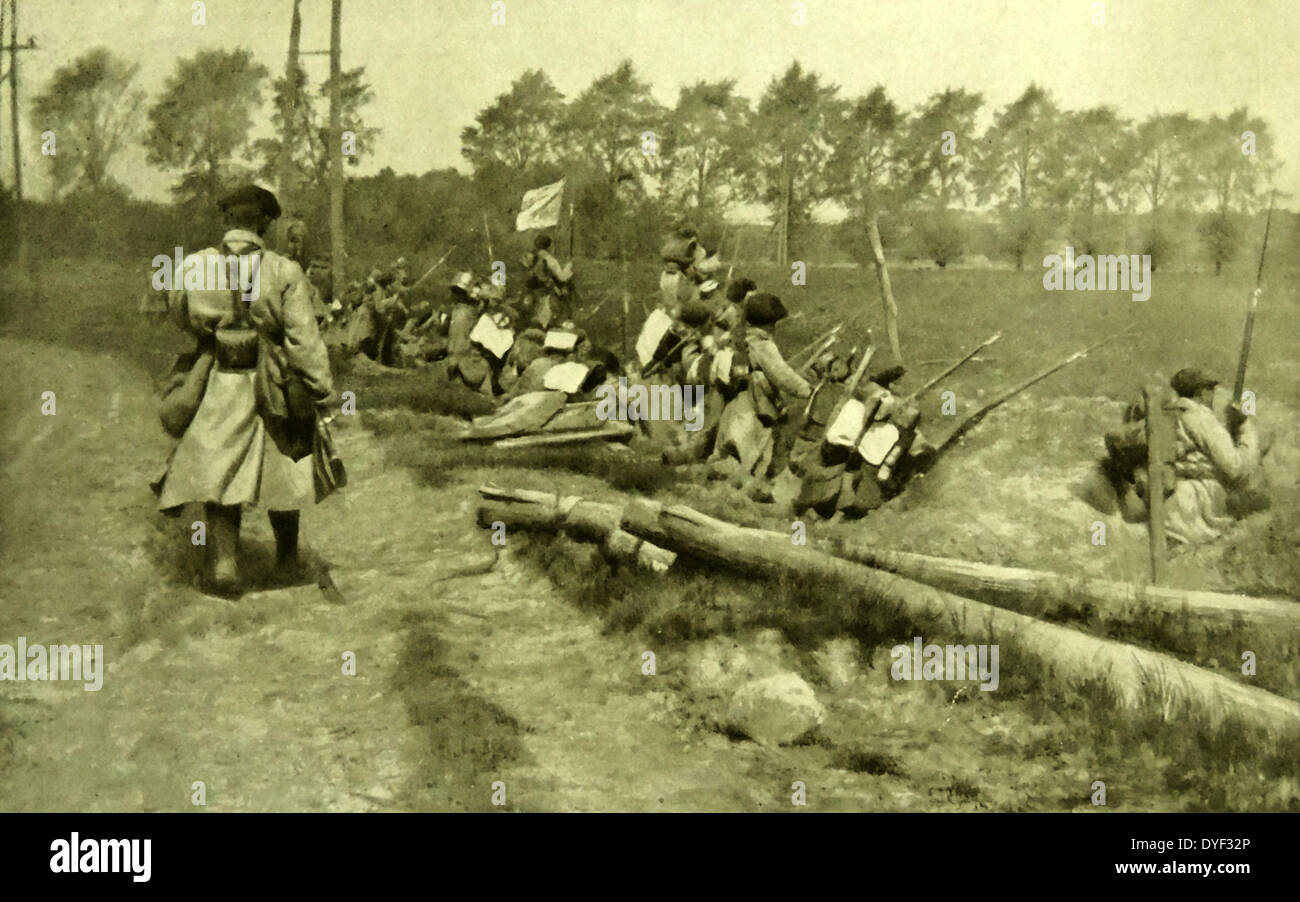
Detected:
[
  {"left": 17, "top": 47, "right": 1281, "bottom": 271},
  {"left": 28, "top": 46, "right": 372, "bottom": 214},
  {"left": 463, "top": 62, "right": 1278, "bottom": 270}
]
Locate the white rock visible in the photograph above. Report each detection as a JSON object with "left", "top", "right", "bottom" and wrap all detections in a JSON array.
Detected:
[{"left": 726, "top": 673, "right": 826, "bottom": 746}]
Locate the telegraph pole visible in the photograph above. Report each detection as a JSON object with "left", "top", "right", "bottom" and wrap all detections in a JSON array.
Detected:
[
  {"left": 278, "top": 0, "right": 329, "bottom": 282},
  {"left": 6, "top": 0, "right": 36, "bottom": 293},
  {"left": 328, "top": 0, "right": 345, "bottom": 302},
  {"left": 278, "top": 0, "right": 302, "bottom": 210}
]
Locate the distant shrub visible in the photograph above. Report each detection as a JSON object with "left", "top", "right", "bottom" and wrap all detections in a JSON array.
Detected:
[
  {"left": 998, "top": 207, "right": 1047, "bottom": 271},
  {"left": 1197, "top": 212, "right": 1241, "bottom": 276},
  {"left": 1141, "top": 225, "right": 1175, "bottom": 272},
  {"left": 914, "top": 210, "right": 967, "bottom": 268}
]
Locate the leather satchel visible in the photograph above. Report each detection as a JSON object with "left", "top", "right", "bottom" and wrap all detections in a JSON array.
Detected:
[
  {"left": 312, "top": 417, "right": 347, "bottom": 502},
  {"left": 158, "top": 338, "right": 215, "bottom": 438},
  {"left": 224, "top": 253, "right": 317, "bottom": 462}
]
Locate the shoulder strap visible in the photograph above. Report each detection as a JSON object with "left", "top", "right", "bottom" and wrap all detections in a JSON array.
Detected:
[{"left": 221, "top": 241, "right": 257, "bottom": 329}]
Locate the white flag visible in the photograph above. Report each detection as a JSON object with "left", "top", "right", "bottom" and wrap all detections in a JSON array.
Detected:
[{"left": 515, "top": 178, "right": 565, "bottom": 231}]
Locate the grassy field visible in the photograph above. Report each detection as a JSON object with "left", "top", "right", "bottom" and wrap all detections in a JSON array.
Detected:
[{"left": 2, "top": 253, "right": 1298, "bottom": 811}]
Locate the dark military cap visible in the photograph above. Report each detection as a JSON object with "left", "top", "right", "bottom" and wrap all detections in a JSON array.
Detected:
[
  {"left": 744, "top": 292, "right": 787, "bottom": 327},
  {"left": 679, "top": 300, "right": 712, "bottom": 327},
  {"left": 869, "top": 365, "right": 906, "bottom": 388},
  {"left": 217, "top": 184, "right": 282, "bottom": 220},
  {"left": 726, "top": 277, "right": 757, "bottom": 305},
  {"left": 1170, "top": 368, "right": 1218, "bottom": 398}
]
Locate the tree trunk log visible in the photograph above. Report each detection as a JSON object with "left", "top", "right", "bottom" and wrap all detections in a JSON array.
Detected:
[
  {"left": 829, "top": 540, "right": 1300, "bottom": 627},
  {"left": 479, "top": 484, "right": 1300, "bottom": 736},
  {"left": 476, "top": 485, "right": 674, "bottom": 572}
]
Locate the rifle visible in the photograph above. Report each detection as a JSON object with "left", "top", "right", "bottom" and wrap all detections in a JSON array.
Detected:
[
  {"left": 642, "top": 317, "right": 706, "bottom": 379},
  {"left": 903, "top": 331, "right": 1002, "bottom": 403},
  {"left": 840, "top": 342, "right": 877, "bottom": 398},
  {"left": 935, "top": 328, "right": 1135, "bottom": 454},
  {"left": 1233, "top": 190, "right": 1275, "bottom": 405},
  {"left": 789, "top": 324, "right": 843, "bottom": 369},
  {"left": 410, "top": 245, "right": 458, "bottom": 291}
]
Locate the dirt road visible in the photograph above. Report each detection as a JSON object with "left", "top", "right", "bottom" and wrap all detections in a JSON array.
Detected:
[{"left": 0, "top": 338, "right": 803, "bottom": 811}]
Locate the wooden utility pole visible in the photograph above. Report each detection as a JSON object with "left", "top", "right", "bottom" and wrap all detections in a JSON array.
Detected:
[
  {"left": 278, "top": 0, "right": 302, "bottom": 209},
  {"left": 6, "top": 0, "right": 35, "bottom": 292},
  {"left": 328, "top": 0, "right": 345, "bottom": 303}
]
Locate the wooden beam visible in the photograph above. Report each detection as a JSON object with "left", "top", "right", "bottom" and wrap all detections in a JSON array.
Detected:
[{"left": 327, "top": 0, "right": 345, "bottom": 306}]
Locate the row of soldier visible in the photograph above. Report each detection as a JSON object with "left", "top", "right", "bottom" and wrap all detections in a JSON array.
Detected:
[
  {"left": 300, "top": 218, "right": 1269, "bottom": 538},
  {"left": 321, "top": 233, "right": 602, "bottom": 389},
  {"left": 144, "top": 205, "right": 1270, "bottom": 540},
  {"left": 317, "top": 217, "right": 942, "bottom": 519},
  {"left": 640, "top": 226, "right": 938, "bottom": 518}
]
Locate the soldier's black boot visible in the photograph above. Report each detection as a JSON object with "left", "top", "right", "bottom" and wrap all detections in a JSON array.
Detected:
[
  {"left": 205, "top": 503, "right": 243, "bottom": 596},
  {"left": 269, "top": 509, "right": 302, "bottom": 574}
]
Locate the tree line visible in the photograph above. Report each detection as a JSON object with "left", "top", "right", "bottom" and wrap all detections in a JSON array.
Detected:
[{"left": 9, "top": 48, "right": 1282, "bottom": 273}]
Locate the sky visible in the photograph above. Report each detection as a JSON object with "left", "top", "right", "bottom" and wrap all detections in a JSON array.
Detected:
[{"left": 1, "top": 0, "right": 1296, "bottom": 210}]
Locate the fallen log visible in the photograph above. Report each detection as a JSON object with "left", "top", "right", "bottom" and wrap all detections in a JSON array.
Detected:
[
  {"left": 477, "top": 484, "right": 675, "bottom": 572},
  {"left": 484, "top": 485, "right": 1300, "bottom": 736},
  {"left": 635, "top": 503, "right": 1300, "bottom": 734},
  {"left": 827, "top": 540, "right": 1300, "bottom": 627}
]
